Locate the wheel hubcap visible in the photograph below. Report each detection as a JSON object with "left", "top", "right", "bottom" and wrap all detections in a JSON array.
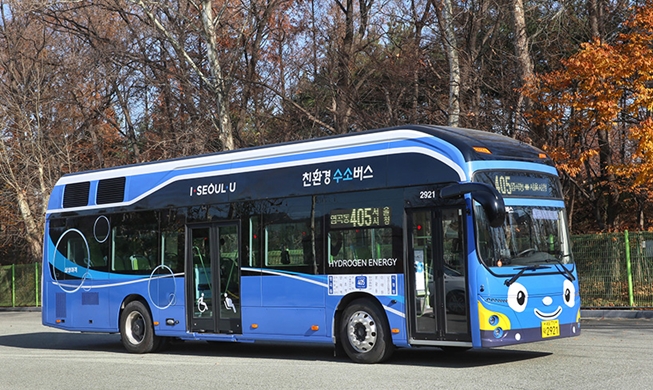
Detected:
[
  {"left": 347, "top": 310, "right": 377, "bottom": 353},
  {"left": 126, "top": 311, "right": 145, "bottom": 345}
]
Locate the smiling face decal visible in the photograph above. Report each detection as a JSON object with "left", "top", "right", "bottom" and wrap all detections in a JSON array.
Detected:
[
  {"left": 507, "top": 279, "right": 576, "bottom": 321},
  {"left": 478, "top": 277, "right": 581, "bottom": 346}
]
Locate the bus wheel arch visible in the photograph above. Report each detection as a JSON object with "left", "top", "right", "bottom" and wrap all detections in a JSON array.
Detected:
[
  {"left": 119, "top": 296, "right": 162, "bottom": 353},
  {"left": 336, "top": 294, "right": 394, "bottom": 364}
]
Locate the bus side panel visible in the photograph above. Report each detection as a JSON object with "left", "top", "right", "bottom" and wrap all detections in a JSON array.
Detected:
[
  {"left": 241, "top": 272, "right": 262, "bottom": 307},
  {"left": 41, "top": 279, "right": 113, "bottom": 332},
  {"left": 42, "top": 277, "right": 68, "bottom": 329},
  {"left": 242, "top": 307, "right": 327, "bottom": 337},
  {"left": 249, "top": 273, "right": 326, "bottom": 337},
  {"left": 379, "top": 274, "right": 408, "bottom": 347},
  {"left": 107, "top": 277, "right": 150, "bottom": 332},
  {"left": 149, "top": 277, "right": 187, "bottom": 337}
]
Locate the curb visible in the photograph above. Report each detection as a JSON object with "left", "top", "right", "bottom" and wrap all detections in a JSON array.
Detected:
[
  {"left": 0, "top": 307, "right": 41, "bottom": 312},
  {"left": 581, "top": 309, "right": 653, "bottom": 319}
]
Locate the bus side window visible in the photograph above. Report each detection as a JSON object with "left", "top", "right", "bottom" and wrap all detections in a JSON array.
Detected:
[
  {"left": 265, "top": 222, "right": 306, "bottom": 267},
  {"left": 328, "top": 228, "right": 393, "bottom": 261},
  {"left": 161, "top": 231, "right": 184, "bottom": 273},
  {"left": 263, "top": 219, "right": 321, "bottom": 274},
  {"left": 442, "top": 209, "right": 464, "bottom": 271},
  {"left": 248, "top": 216, "right": 261, "bottom": 267},
  {"left": 111, "top": 211, "right": 159, "bottom": 274}
]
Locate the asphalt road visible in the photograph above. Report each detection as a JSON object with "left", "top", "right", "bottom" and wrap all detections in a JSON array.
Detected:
[{"left": 0, "top": 311, "right": 651, "bottom": 389}]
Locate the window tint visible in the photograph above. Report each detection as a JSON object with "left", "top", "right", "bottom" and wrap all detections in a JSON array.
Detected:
[
  {"left": 442, "top": 208, "right": 464, "bottom": 272},
  {"left": 259, "top": 197, "right": 322, "bottom": 274},
  {"left": 266, "top": 221, "right": 313, "bottom": 266},
  {"left": 49, "top": 216, "right": 110, "bottom": 280},
  {"left": 249, "top": 216, "right": 261, "bottom": 267},
  {"left": 328, "top": 227, "right": 394, "bottom": 262},
  {"left": 161, "top": 210, "right": 184, "bottom": 274},
  {"left": 111, "top": 211, "right": 159, "bottom": 274}
]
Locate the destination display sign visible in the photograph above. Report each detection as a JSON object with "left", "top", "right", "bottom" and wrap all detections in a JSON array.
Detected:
[
  {"left": 474, "top": 171, "right": 561, "bottom": 198},
  {"left": 330, "top": 207, "right": 391, "bottom": 228}
]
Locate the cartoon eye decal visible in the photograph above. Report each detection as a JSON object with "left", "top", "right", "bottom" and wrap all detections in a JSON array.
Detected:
[
  {"left": 563, "top": 279, "right": 576, "bottom": 308},
  {"left": 507, "top": 282, "right": 528, "bottom": 312}
]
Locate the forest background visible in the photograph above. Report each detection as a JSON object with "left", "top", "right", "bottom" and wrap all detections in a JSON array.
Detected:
[{"left": 1, "top": 0, "right": 653, "bottom": 265}]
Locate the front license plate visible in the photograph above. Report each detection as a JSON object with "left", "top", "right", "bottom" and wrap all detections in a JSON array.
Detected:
[{"left": 541, "top": 320, "right": 560, "bottom": 338}]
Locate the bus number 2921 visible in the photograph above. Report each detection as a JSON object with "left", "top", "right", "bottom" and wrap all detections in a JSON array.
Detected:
[{"left": 420, "top": 190, "right": 438, "bottom": 199}]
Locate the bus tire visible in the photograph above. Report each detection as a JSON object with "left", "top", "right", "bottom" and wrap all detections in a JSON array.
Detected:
[
  {"left": 155, "top": 337, "right": 171, "bottom": 352},
  {"left": 339, "top": 299, "right": 394, "bottom": 364},
  {"left": 120, "top": 301, "right": 160, "bottom": 354}
]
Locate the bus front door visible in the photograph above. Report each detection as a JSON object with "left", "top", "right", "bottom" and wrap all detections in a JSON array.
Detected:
[
  {"left": 408, "top": 208, "right": 470, "bottom": 344},
  {"left": 187, "top": 223, "right": 242, "bottom": 334}
]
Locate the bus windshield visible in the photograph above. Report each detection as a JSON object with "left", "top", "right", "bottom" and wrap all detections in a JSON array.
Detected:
[{"left": 475, "top": 204, "right": 573, "bottom": 267}]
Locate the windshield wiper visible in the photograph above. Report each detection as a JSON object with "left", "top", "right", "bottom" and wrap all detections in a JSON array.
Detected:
[
  {"left": 504, "top": 265, "right": 542, "bottom": 286},
  {"left": 545, "top": 256, "right": 576, "bottom": 282}
]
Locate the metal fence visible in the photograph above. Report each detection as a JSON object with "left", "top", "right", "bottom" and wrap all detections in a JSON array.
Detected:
[
  {"left": 0, "top": 263, "right": 40, "bottom": 308},
  {"left": 1, "top": 232, "right": 652, "bottom": 308},
  {"left": 573, "top": 231, "right": 653, "bottom": 308}
]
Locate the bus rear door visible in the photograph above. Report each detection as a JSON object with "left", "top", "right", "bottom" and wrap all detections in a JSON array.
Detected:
[{"left": 186, "top": 223, "right": 242, "bottom": 334}]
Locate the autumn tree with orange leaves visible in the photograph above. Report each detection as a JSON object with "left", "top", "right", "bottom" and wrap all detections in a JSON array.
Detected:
[{"left": 526, "top": 4, "right": 653, "bottom": 232}]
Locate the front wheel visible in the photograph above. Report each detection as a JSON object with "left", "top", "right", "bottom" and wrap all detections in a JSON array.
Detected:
[
  {"left": 339, "top": 298, "right": 393, "bottom": 364},
  {"left": 446, "top": 290, "right": 466, "bottom": 315},
  {"left": 120, "top": 300, "right": 161, "bottom": 353}
]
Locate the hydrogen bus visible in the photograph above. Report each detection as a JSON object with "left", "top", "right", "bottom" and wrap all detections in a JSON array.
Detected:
[{"left": 42, "top": 124, "right": 581, "bottom": 363}]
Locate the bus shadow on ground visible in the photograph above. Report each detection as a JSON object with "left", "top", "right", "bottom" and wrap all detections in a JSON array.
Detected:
[
  {"left": 0, "top": 332, "right": 549, "bottom": 367},
  {"left": 165, "top": 341, "right": 551, "bottom": 368},
  {"left": 0, "top": 332, "right": 123, "bottom": 353},
  {"left": 166, "top": 341, "right": 550, "bottom": 367},
  {"left": 388, "top": 347, "right": 550, "bottom": 367}
]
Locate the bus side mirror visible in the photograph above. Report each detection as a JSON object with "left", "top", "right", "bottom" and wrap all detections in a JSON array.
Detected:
[{"left": 440, "top": 182, "right": 506, "bottom": 228}]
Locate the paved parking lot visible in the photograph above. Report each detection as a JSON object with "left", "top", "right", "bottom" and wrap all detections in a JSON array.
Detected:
[{"left": 0, "top": 311, "right": 651, "bottom": 389}]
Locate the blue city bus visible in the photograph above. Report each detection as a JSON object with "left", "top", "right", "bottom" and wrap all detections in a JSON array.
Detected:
[{"left": 41, "top": 125, "right": 581, "bottom": 363}]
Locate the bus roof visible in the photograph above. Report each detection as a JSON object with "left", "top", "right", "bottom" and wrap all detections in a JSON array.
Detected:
[
  {"left": 59, "top": 125, "right": 551, "bottom": 180},
  {"left": 48, "top": 125, "right": 554, "bottom": 214}
]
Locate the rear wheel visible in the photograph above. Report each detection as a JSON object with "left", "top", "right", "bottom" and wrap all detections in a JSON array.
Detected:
[
  {"left": 339, "top": 298, "right": 393, "bottom": 364},
  {"left": 120, "top": 301, "right": 161, "bottom": 353}
]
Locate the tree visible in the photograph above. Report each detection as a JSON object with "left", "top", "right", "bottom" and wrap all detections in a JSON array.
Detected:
[
  {"left": 511, "top": 0, "right": 533, "bottom": 134},
  {"left": 0, "top": 2, "right": 123, "bottom": 262},
  {"left": 432, "top": 0, "right": 460, "bottom": 126},
  {"left": 329, "top": 0, "right": 376, "bottom": 134},
  {"left": 525, "top": 3, "right": 653, "bottom": 231},
  {"left": 123, "top": 0, "right": 235, "bottom": 150}
]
